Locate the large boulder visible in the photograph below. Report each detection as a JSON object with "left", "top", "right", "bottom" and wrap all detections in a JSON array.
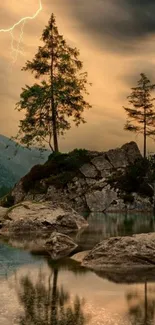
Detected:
[
  {"left": 91, "top": 154, "right": 112, "bottom": 171},
  {"left": 121, "top": 141, "right": 141, "bottom": 164},
  {"left": 80, "top": 163, "right": 98, "bottom": 178},
  {"left": 85, "top": 185, "right": 118, "bottom": 212},
  {"left": 0, "top": 201, "right": 88, "bottom": 235},
  {"left": 45, "top": 232, "right": 78, "bottom": 259},
  {"left": 82, "top": 233, "right": 155, "bottom": 270},
  {"left": 106, "top": 148, "right": 129, "bottom": 168}
]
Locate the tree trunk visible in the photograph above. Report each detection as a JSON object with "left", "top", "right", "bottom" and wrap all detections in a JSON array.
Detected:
[
  {"left": 144, "top": 107, "right": 147, "bottom": 158},
  {"left": 50, "top": 268, "right": 58, "bottom": 325},
  {"left": 51, "top": 28, "right": 59, "bottom": 152},
  {"left": 144, "top": 281, "right": 148, "bottom": 325}
]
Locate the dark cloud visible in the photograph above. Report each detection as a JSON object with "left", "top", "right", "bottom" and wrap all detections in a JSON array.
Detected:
[
  {"left": 119, "top": 60, "right": 155, "bottom": 88},
  {"left": 50, "top": 0, "right": 155, "bottom": 53}
]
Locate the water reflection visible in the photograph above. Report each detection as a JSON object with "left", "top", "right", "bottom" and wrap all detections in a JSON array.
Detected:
[
  {"left": 17, "top": 267, "right": 89, "bottom": 325},
  {"left": 126, "top": 282, "right": 155, "bottom": 325},
  {"left": 76, "top": 212, "right": 155, "bottom": 250}
]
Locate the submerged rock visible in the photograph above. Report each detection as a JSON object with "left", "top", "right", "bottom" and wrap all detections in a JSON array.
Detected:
[
  {"left": 0, "top": 201, "right": 88, "bottom": 235},
  {"left": 82, "top": 233, "right": 155, "bottom": 270},
  {"left": 71, "top": 250, "right": 90, "bottom": 263},
  {"left": 45, "top": 232, "right": 78, "bottom": 260}
]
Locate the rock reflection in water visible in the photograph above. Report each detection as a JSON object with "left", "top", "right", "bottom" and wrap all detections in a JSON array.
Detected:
[
  {"left": 17, "top": 266, "right": 89, "bottom": 325},
  {"left": 76, "top": 212, "right": 155, "bottom": 250}
]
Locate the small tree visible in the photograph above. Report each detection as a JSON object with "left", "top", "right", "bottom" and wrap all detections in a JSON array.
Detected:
[
  {"left": 16, "top": 14, "right": 91, "bottom": 152},
  {"left": 123, "top": 73, "right": 155, "bottom": 158}
]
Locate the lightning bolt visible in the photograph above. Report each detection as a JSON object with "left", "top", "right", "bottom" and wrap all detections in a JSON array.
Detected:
[{"left": 0, "top": 0, "right": 42, "bottom": 63}]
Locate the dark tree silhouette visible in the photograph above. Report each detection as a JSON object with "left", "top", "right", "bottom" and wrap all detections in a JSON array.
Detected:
[
  {"left": 17, "top": 268, "right": 89, "bottom": 325},
  {"left": 16, "top": 14, "right": 91, "bottom": 152},
  {"left": 123, "top": 73, "right": 155, "bottom": 158},
  {"left": 126, "top": 282, "right": 155, "bottom": 325}
]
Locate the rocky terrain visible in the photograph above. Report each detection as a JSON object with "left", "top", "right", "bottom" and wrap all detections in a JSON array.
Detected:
[
  {"left": 0, "top": 141, "right": 155, "bottom": 271},
  {"left": 2, "top": 141, "right": 153, "bottom": 212}
]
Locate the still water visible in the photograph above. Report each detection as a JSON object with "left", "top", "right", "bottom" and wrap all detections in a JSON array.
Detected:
[{"left": 1, "top": 212, "right": 155, "bottom": 325}]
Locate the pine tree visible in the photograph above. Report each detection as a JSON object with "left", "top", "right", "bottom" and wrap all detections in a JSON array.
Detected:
[
  {"left": 123, "top": 73, "right": 155, "bottom": 158},
  {"left": 16, "top": 14, "right": 91, "bottom": 152}
]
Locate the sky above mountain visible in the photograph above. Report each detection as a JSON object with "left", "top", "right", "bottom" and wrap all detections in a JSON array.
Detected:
[{"left": 0, "top": 0, "right": 155, "bottom": 153}]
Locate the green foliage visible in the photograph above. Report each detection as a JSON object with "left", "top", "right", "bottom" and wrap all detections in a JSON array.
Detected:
[
  {"left": 123, "top": 73, "right": 155, "bottom": 157},
  {"left": 16, "top": 13, "right": 91, "bottom": 151},
  {"left": 46, "top": 171, "right": 76, "bottom": 188},
  {"left": 108, "top": 157, "right": 155, "bottom": 197},
  {"left": 22, "top": 149, "right": 90, "bottom": 192},
  {"left": 1, "top": 193, "right": 15, "bottom": 208}
]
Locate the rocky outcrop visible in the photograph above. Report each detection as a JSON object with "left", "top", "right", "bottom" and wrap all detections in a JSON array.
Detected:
[
  {"left": 3, "top": 141, "right": 148, "bottom": 213},
  {"left": 0, "top": 201, "right": 88, "bottom": 235},
  {"left": 85, "top": 185, "right": 118, "bottom": 212},
  {"left": 82, "top": 233, "right": 155, "bottom": 270},
  {"left": 122, "top": 141, "right": 142, "bottom": 164},
  {"left": 45, "top": 232, "right": 78, "bottom": 260}
]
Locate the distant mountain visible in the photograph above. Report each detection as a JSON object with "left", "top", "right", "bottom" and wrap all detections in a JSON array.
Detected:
[{"left": 0, "top": 134, "right": 50, "bottom": 189}]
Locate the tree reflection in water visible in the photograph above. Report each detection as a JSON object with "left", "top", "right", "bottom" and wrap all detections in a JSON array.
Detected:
[
  {"left": 126, "top": 282, "right": 155, "bottom": 325},
  {"left": 17, "top": 268, "right": 89, "bottom": 325}
]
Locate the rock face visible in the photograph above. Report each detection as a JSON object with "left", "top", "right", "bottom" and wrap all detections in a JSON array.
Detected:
[
  {"left": 85, "top": 185, "right": 118, "bottom": 212},
  {"left": 122, "top": 141, "right": 142, "bottom": 164},
  {"left": 45, "top": 232, "right": 78, "bottom": 260},
  {"left": 82, "top": 233, "right": 155, "bottom": 270},
  {"left": 5, "top": 141, "right": 147, "bottom": 213},
  {"left": 0, "top": 201, "right": 88, "bottom": 235}
]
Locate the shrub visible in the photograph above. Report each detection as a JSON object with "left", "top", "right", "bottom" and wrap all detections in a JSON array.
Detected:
[
  {"left": 1, "top": 193, "right": 15, "bottom": 207},
  {"left": 122, "top": 194, "right": 134, "bottom": 204},
  {"left": 22, "top": 149, "right": 90, "bottom": 192},
  {"left": 117, "top": 158, "right": 149, "bottom": 194}
]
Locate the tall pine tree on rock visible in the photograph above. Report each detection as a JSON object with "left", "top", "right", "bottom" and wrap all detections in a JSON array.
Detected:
[
  {"left": 123, "top": 73, "right": 155, "bottom": 158},
  {"left": 16, "top": 14, "right": 91, "bottom": 152}
]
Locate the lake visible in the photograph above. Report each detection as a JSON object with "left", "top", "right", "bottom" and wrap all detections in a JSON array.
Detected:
[{"left": 1, "top": 212, "right": 155, "bottom": 325}]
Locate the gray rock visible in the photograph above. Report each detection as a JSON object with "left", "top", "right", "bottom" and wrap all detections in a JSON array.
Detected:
[
  {"left": 85, "top": 178, "right": 97, "bottom": 186},
  {"left": 11, "top": 179, "right": 25, "bottom": 204},
  {"left": 128, "top": 193, "right": 152, "bottom": 211},
  {"left": 80, "top": 163, "right": 98, "bottom": 178},
  {"left": 45, "top": 232, "right": 78, "bottom": 260},
  {"left": 82, "top": 233, "right": 155, "bottom": 270},
  {"left": 85, "top": 186, "right": 118, "bottom": 211},
  {"left": 91, "top": 154, "right": 112, "bottom": 171},
  {"left": 106, "top": 148, "right": 129, "bottom": 168},
  {"left": 0, "top": 201, "right": 88, "bottom": 234},
  {"left": 121, "top": 141, "right": 141, "bottom": 164}
]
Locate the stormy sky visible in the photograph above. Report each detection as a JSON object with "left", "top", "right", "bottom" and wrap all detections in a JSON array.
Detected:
[{"left": 0, "top": 0, "right": 155, "bottom": 152}]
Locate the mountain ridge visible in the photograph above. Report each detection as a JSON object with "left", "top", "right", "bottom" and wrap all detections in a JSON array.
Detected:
[{"left": 0, "top": 134, "right": 50, "bottom": 189}]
